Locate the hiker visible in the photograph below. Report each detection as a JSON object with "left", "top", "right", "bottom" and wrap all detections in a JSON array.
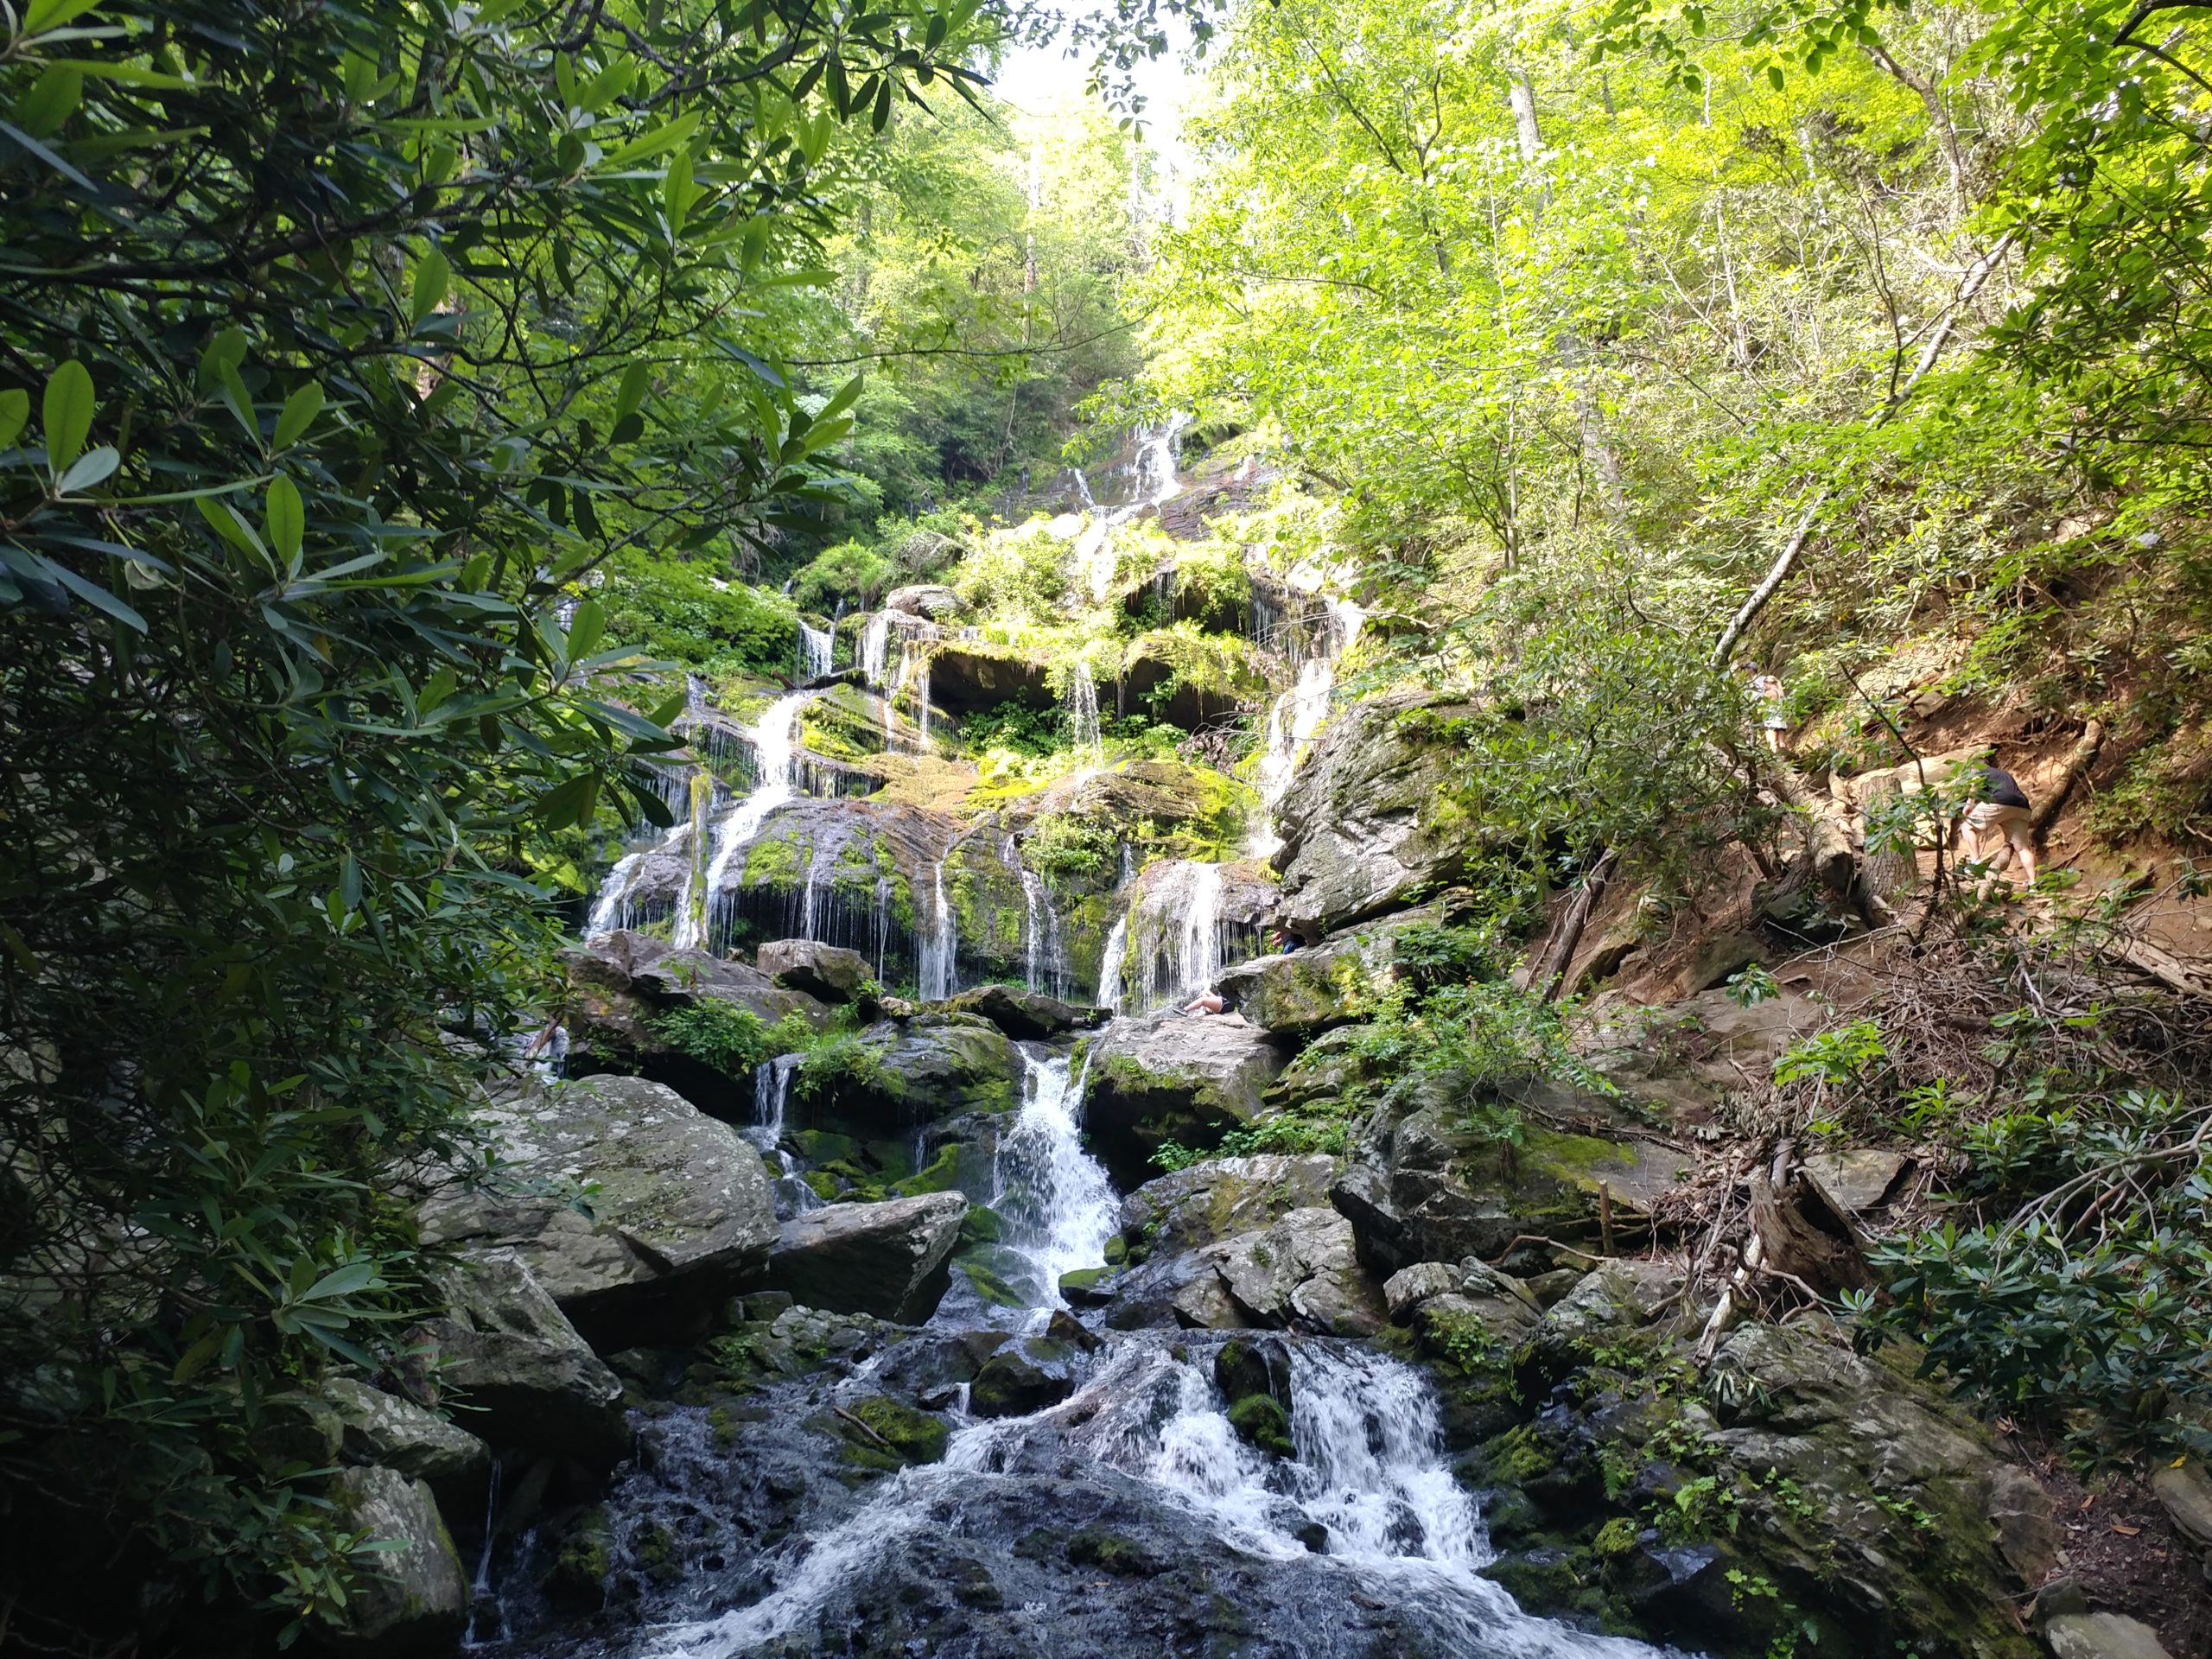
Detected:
[
  {"left": 1750, "top": 666, "right": 1789, "bottom": 753},
  {"left": 1958, "top": 759, "right": 2039, "bottom": 890},
  {"left": 1181, "top": 990, "right": 1225, "bottom": 1015},
  {"left": 1268, "top": 926, "right": 1295, "bottom": 956}
]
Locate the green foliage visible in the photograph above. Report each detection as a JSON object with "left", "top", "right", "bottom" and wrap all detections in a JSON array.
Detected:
[
  {"left": 1342, "top": 979, "right": 1611, "bottom": 1141},
  {"left": 791, "top": 540, "right": 897, "bottom": 613},
  {"left": 601, "top": 554, "right": 800, "bottom": 681},
  {"left": 1025, "top": 811, "right": 1124, "bottom": 881},
  {"left": 791, "top": 1032, "right": 897, "bottom": 1107},
  {"left": 0, "top": 0, "right": 982, "bottom": 1637},
  {"left": 649, "top": 1003, "right": 820, "bottom": 1078}
]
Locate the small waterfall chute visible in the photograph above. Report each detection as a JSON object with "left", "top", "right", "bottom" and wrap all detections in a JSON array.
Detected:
[
  {"left": 677, "top": 689, "right": 816, "bottom": 952},
  {"left": 798, "top": 619, "right": 835, "bottom": 682}
]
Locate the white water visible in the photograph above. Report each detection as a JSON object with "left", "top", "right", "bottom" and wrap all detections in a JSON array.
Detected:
[
  {"left": 992, "top": 1050, "right": 1117, "bottom": 1310},
  {"left": 798, "top": 620, "right": 835, "bottom": 682},
  {"left": 1180, "top": 861, "right": 1223, "bottom": 998},
  {"left": 585, "top": 847, "right": 651, "bottom": 936},
  {"left": 650, "top": 1338, "right": 1685, "bottom": 1659},
  {"left": 1095, "top": 913, "right": 1128, "bottom": 1012},
  {"left": 918, "top": 854, "right": 957, "bottom": 1001},
  {"left": 1249, "top": 588, "right": 1366, "bottom": 859},
  {"left": 676, "top": 690, "right": 815, "bottom": 951},
  {"left": 858, "top": 612, "right": 893, "bottom": 688},
  {"left": 748, "top": 1054, "right": 821, "bottom": 1216},
  {"left": 1064, "top": 659, "right": 1103, "bottom": 761},
  {"left": 1073, "top": 414, "right": 1189, "bottom": 602}
]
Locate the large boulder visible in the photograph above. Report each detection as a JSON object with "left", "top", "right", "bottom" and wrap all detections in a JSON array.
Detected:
[
  {"left": 797, "top": 1013, "right": 1020, "bottom": 1135},
  {"left": 1090, "top": 1154, "right": 1340, "bottom": 1330},
  {"left": 1172, "top": 1207, "right": 1384, "bottom": 1337},
  {"left": 409, "top": 1255, "right": 629, "bottom": 1467},
  {"left": 322, "top": 1377, "right": 490, "bottom": 1514},
  {"left": 1332, "top": 1103, "right": 1681, "bottom": 1275},
  {"left": 766, "top": 1192, "right": 968, "bottom": 1323},
  {"left": 1271, "top": 692, "right": 1484, "bottom": 935},
  {"left": 1217, "top": 902, "right": 1469, "bottom": 1035},
  {"left": 887, "top": 582, "right": 963, "bottom": 620},
  {"left": 417, "top": 1075, "right": 778, "bottom": 1341},
  {"left": 943, "top": 982, "right": 1103, "bottom": 1039},
  {"left": 1078, "top": 1013, "right": 1289, "bottom": 1189},
  {"left": 758, "top": 938, "right": 870, "bottom": 1002},
  {"left": 316, "top": 1467, "right": 467, "bottom": 1655}
]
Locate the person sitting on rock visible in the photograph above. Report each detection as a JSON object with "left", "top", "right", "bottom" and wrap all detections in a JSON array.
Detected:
[
  {"left": 1181, "top": 991, "right": 1225, "bottom": 1015},
  {"left": 1957, "top": 759, "right": 2038, "bottom": 891}
]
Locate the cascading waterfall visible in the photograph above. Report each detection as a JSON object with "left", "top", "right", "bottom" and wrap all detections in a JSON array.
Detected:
[
  {"left": 1180, "top": 861, "right": 1223, "bottom": 997},
  {"left": 1063, "top": 659, "right": 1103, "bottom": 762},
  {"left": 1249, "top": 585, "right": 1366, "bottom": 859},
  {"left": 638, "top": 1335, "right": 1686, "bottom": 1659},
  {"left": 677, "top": 690, "right": 815, "bottom": 952},
  {"left": 917, "top": 854, "right": 957, "bottom": 1001},
  {"left": 989, "top": 1048, "right": 1116, "bottom": 1313},
  {"left": 749, "top": 1054, "right": 821, "bottom": 1217},
  {"left": 798, "top": 619, "right": 835, "bottom": 682},
  {"left": 667, "top": 769, "right": 717, "bottom": 947},
  {"left": 1096, "top": 913, "right": 1128, "bottom": 1013},
  {"left": 1073, "top": 414, "right": 1190, "bottom": 602},
  {"left": 1008, "top": 834, "right": 1063, "bottom": 997},
  {"left": 859, "top": 612, "right": 893, "bottom": 688}
]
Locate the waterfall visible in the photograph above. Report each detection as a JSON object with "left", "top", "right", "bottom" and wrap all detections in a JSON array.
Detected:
[
  {"left": 912, "top": 650, "right": 933, "bottom": 743},
  {"left": 798, "top": 620, "right": 835, "bottom": 682},
  {"left": 584, "top": 848, "right": 649, "bottom": 936},
  {"left": 1096, "top": 913, "right": 1128, "bottom": 1013},
  {"left": 991, "top": 1048, "right": 1116, "bottom": 1313},
  {"left": 749, "top": 1054, "right": 821, "bottom": 1217},
  {"left": 1072, "top": 413, "right": 1190, "bottom": 602},
  {"left": 859, "top": 612, "right": 893, "bottom": 688},
  {"left": 645, "top": 1336, "right": 1682, "bottom": 1659},
  {"left": 918, "top": 855, "right": 957, "bottom": 1001},
  {"left": 1249, "top": 587, "right": 1366, "bottom": 858},
  {"left": 1064, "top": 658, "right": 1102, "bottom": 761},
  {"left": 677, "top": 690, "right": 815, "bottom": 951},
  {"left": 1180, "top": 861, "right": 1223, "bottom": 998},
  {"left": 667, "top": 769, "right": 717, "bottom": 949}
]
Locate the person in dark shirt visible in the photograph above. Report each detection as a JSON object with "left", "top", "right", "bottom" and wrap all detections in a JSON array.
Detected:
[{"left": 1958, "top": 760, "right": 2038, "bottom": 888}]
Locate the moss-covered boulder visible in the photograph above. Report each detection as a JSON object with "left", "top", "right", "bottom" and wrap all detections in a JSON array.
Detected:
[
  {"left": 797, "top": 1014, "right": 1019, "bottom": 1136},
  {"left": 1333, "top": 1103, "right": 1682, "bottom": 1275},
  {"left": 1270, "top": 691, "right": 1490, "bottom": 934},
  {"left": 839, "top": 1394, "right": 951, "bottom": 1464},
  {"left": 969, "top": 1337, "right": 1084, "bottom": 1418},
  {"left": 1078, "top": 1012, "right": 1290, "bottom": 1189},
  {"left": 416, "top": 1075, "right": 779, "bottom": 1342}
]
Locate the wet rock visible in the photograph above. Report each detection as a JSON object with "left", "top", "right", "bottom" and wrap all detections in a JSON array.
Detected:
[
  {"left": 969, "top": 1338, "right": 1082, "bottom": 1418},
  {"left": 2044, "top": 1614, "right": 2174, "bottom": 1659},
  {"left": 766, "top": 1192, "right": 968, "bottom": 1323},
  {"left": 1270, "top": 691, "right": 1486, "bottom": 934},
  {"left": 316, "top": 1467, "right": 467, "bottom": 1654},
  {"left": 839, "top": 1395, "right": 951, "bottom": 1465},
  {"left": 1079, "top": 1013, "right": 1289, "bottom": 1188},
  {"left": 322, "top": 1377, "right": 489, "bottom": 1513},
  {"left": 1215, "top": 1335, "right": 1295, "bottom": 1458},
  {"left": 411, "top": 1255, "right": 627, "bottom": 1467},
  {"left": 417, "top": 1075, "right": 778, "bottom": 1340},
  {"left": 942, "top": 982, "right": 1103, "bottom": 1039},
  {"left": 757, "top": 938, "right": 870, "bottom": 1002}
]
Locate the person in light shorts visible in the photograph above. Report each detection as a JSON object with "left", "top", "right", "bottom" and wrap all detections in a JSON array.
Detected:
[{"left": 1959, "top": 761, "right": 2038, "bottom": 889}]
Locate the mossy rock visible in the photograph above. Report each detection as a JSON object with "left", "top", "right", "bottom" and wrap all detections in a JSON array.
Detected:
[
  {"left": 1065, "top": 1526, "right": 1166, "bottom": 1577},
  {"left": 1227, "top": 1394, "right": 1294, "bottom": 1459},
  {"left": 890, "top": 1141, "right": 964, "bottom": 1198},
  {"left": 959, "top": 1205, "right": 1006, "bottom": 1246},
  {"left": 541, "top": 1503, "right": 614, "bottom": 1611},
  {"left": 841, "top": 1393, "right": 950, "bottom": 1464}
]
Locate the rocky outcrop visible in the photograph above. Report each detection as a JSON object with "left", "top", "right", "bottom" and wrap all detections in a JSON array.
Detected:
[
  {"left": 1078, "top": 1013, "right": 1290, "bottom": 1188},
  {"left": 2044, "top": 1615, "right": 2175, "bottom": 1659},
  {"left": 1332, "top": 1103, "right": 1681, "bottom": 1274},
  {"left": 1117, "top": 627, "right": 1266, "bottom": 731},
  {"left": 757, "top": 938, "right": 870, "bottom": 1001},
  {"left": 322, "top": 1377, "right": 490, "bottom": 1513},
  {"left": 1465, "top": 1292, "right": 2056, "bottom": 1659},
  {"left": 1217, "top": 902, "right": 1472, "bottom": 1035},
  {"left": 417, "top": 1075, "right": 778, "bottom": 1340},
  {"left": 317, "top": 1467, "right": 467, "bottom": 1654},
  {"left": 887, "top": 582, "right": 963, "bottom": 620},
  {"left": 1168, "top": 1206, "right": 1384, "bottom": 1336},
  {"left": 927, "top": 640, "right": 1053, "bottom": 714},
  {"left": 410, "top": 1254, "right": 629, "bottom": 1468},
  {"left": 1271, "top": 692, "right": 1484, "bottom": 934},
  {"left": 766, "top": 1192, "right": 968, "bottom": 1323},
  {"left": 1087, "top": 1154, "right": 1341, "bottom": 1330},
  {"left": 942, "top": 982, "right": 1102, "bottom": 1039}
]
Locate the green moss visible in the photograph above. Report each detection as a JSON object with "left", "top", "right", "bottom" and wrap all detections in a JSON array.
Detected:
[
  {"left": 1227, "top": 1394, "right": 1294, "bottom": 1459},
  {"left": 1592, "top": 1516, "right": 1640, "bottom": 1559},
  {"left": 960, "top": 1205, "right": 1005, "bottom": 1245},
  {"left": 1065, "top": 1527, "right": 1163, "bottom": 1576},
  {"left": 741, "top": 833, "right": 804, "bottom": 886},
  {"left": 843, "top": 1394, "right": 950, "bottom": 1464},
  {"left": 890, "top": 1143, "right": 964, "bottom": 1197}
]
